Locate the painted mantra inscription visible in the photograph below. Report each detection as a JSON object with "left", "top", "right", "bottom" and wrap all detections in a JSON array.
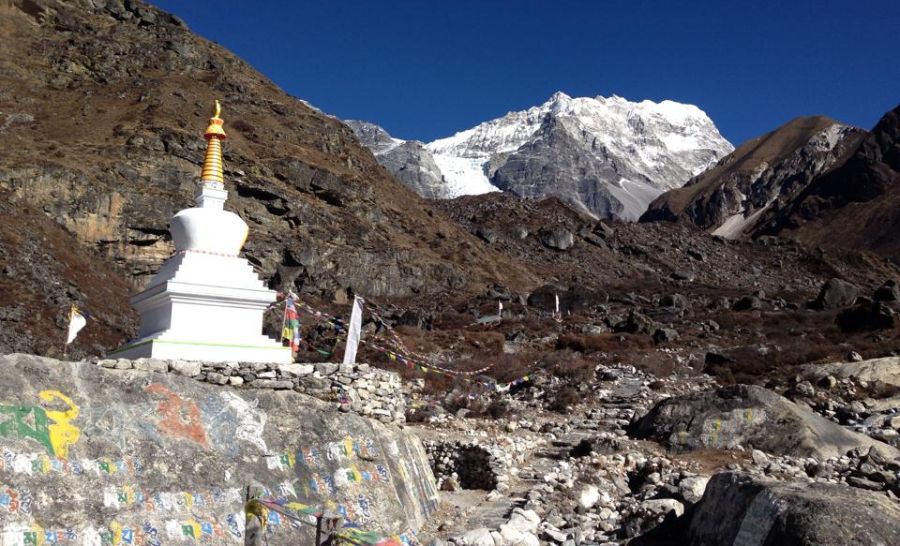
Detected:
[
  {"left": 1, "top": 450, "right": 142, "bottom": 477},
  {"left": 0, "top": 513, "right": 246, "bottom": 545},
  {"left": 0, "top": 386, "right": 427, "bottom": 544}
]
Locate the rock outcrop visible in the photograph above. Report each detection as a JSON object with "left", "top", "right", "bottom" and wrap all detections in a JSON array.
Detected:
[
  {"left": 801, "top": 356, "right": 900, "bottom": 388},
  {"left": 628, "top": 384, "right": 898, "bottom": 459},
  {"left": 683, "top": 472, "right": 900, "bottom": 546},
  {"left": 808, "top": 277, "right": 860, "bottom": 310},
  {"left": 0, "top": 354, "right": 438, "bottom": 544},
  {"left": 346, "top": 121, "right": 450, "bottom": 199}
]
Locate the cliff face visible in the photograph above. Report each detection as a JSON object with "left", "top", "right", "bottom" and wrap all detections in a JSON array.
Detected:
[
  {"left": 0, "top": 0, "right": 534, "bottom": 353},
  {"left": 0, "top": 354, "right": 437, "bottom": 544}
]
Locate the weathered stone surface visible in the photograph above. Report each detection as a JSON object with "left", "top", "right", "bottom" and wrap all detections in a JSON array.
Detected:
[
  {"left": 801, "top": 356, "right": 900, "bottom": 388},
  {"left": 278, "top": 363, "right": 315, "bottom": 377},
  {"left": 628, "top": 384, "right": 899, "bottom": 459},
  {"left": 809, "top": 277, "right": 859, "bottom": 310},
  {"left": 684, "top": 472, "right": 900, "bottom": 546},
  {"left": 538, "top": 226, "right": 575, "bottom": 251},
  {"left": 874, "top": 280, "right": 900, "bottom": 302},
  {"left": 0, "top": 354, "right": 437, "bottom": 544},
  {"left": 836, "top": 300, "right": 896, "bottom": 332},
  {"left": 677, "top": 476, "right": 709, "bottom": 505},
  {"left": 169, "top": 360, "right": 202, "bottom": 377}
]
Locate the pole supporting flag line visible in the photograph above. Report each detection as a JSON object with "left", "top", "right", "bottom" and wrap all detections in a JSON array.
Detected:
[{"left": 267, "top": 293, "right": 538, "bottom": 392}]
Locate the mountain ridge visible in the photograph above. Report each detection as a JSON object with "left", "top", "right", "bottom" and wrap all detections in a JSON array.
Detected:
[
  {"left": 350, "top": 92, "right": 734, "bottom": 220},
  {"left": 640, "top": 115, "right": 865, "bottom": 236}
]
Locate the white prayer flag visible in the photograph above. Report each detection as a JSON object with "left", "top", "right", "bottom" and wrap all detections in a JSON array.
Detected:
[
  {"left": 498, "top": 301, "right": 504, "bottom": 317},
  {"left": 342, "top": 296, "right": 365, "bottom": 366},
  {"left": 555, "top": 293, "right": 560, "bottom": 315},
  {"left": 66, "top": 305, "right": 87, "bottom": 344}
]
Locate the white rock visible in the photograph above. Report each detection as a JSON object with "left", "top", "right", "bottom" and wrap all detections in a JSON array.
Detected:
[
  {"left": 751, "top": 449, "right": 770, "bottom": 466},
  {"left": 278, "top": 363, "right": 315, "bottom": 377},
  {"left": 455, "top": 528, "right": 497, "bottom": 546},
  {"left": 578, "top": 485, "right": 600, "bottom": 509},
  {"left": 640, "top": 498, "right": 685, "bottom": 518},
  {"left": 132, "top": 358, "right": 168, "bottom": 373},
  {"left": 498, "top": 526, "right": 538, "bottom": 546},
  {"left": 505, "top": 508, "right": 540, "bottom": 533},
  {"left": 169, "top": 360, "right": 201, "bottom": 377},
  {"left": 678, "top": 476, "right": 709, "bottom": 504}
]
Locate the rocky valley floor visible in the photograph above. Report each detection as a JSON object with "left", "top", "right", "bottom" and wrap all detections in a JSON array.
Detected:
[{"left": 408, "top": 356, "right": 900, "bottom": 545}]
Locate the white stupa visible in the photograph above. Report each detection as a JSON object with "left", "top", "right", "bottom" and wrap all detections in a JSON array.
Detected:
[{"left": 112, "top": 101, "right": 292, "bottom": 363}]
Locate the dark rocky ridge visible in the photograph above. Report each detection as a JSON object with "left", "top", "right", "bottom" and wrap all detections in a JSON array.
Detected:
[
  {"left": 754, "top": 104, "right": 900, "bottom": 261},
  {"left": 492, "top": 115, "right": 644, "bottom": 220},
  {"left": 643, "top": 105, "right": 900, "bottom": 264},
  {"left": 640, "top": 116, "right": 865, "bottom": 235},
  {"left": 0, "top": 0, "right": 535, "bottom": 354}
]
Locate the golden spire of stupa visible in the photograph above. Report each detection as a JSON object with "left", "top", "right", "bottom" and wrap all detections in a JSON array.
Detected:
[{"left": 200, "top": 100, "right": 227, "bottom": 185}]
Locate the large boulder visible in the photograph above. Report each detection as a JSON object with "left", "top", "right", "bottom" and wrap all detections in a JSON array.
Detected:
[
  {"left": 526, "top": 284, "right": 608, "bottom": 314},
  {"left": 0, "top": 354, "right": 437, "bottom": 544},
  {"left": 538, "top": 226, "right": 575, "bottom": 251},
  {"left": 684, "top": 472, "right": 900, "bottom": 546},
  {"left": 836, "top": 300, "right": 896, "bottom": 332},
  {"left": 801, "top": 356, "right": 900, "bottom": 388},
  {"left": 873, "top": 280, "right": 900, "bottom": 302},
  {"left": 809, "top": 278, "right": 860, "bottom": 310},
  {"left": 614, "top": 310, "right": 657, "bottom": 335},
  {"left": 628, "top": 384, "right": 898, "bottom": 459}
]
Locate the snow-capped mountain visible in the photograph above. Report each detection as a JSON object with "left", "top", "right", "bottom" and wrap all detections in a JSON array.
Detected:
[{"left": 349, "top": 92, "right": 734, "bottom": 220}]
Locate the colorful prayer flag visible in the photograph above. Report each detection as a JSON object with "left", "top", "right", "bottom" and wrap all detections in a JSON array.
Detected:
[{"left": 281, "top": 296, "right": 301, "bottom": 352}]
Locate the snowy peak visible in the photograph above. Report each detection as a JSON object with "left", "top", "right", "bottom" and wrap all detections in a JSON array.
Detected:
[{"left": 348, "top": 93, "right": 733, "bottom": 220}]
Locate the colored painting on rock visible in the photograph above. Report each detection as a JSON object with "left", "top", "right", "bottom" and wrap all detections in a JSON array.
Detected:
[
  {"left": 0, "top": 356, "right": 437, "bottom": 545},
  {"left": 0, "top": 391, "right": 80, "bottom": 460}
]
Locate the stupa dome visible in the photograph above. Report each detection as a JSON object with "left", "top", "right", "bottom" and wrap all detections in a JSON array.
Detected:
[{"left": 169, "top": 100, "right": 249, "bottom": 255}]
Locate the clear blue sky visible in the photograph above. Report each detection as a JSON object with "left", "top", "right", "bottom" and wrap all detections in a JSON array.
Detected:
[{"left": 151, "top": 0, "right": 899, "bottom": 147}]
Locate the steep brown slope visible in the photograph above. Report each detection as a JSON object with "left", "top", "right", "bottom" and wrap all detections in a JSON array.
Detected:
[
  {"left": 0, "top": 0, "right": 535, "bottom": 354},
  {"left": 641, "top": 116, "right": 865, "bottom": 237},
  {"left": 754, "top": 105, "right": 900, "bottom": 261}
]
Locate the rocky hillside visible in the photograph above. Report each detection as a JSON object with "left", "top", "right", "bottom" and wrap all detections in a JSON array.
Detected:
[
  {"left": 352, "top": 93, "right": 733, "bottom": 220},
  {"left": 753, "top": 104, "right": 900, "bottom": 261},
  {"left": 0, "top": 0, "right": 535, "bottom": 354},
  {"left": 640, "top": 116, "right": 865, "bottom": 237}
]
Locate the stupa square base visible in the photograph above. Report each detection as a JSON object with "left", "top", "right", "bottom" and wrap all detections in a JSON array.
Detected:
[{"left": 111, "top": 335, "right": 292, "bottom": 364}]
